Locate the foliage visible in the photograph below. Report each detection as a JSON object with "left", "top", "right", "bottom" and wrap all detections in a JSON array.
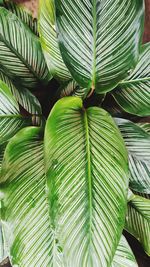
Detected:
[{"left": 0, "top": 0, "right": 149, "bottom": 266}]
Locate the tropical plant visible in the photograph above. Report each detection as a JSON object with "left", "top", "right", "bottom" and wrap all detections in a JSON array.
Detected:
[{"left": 0, "top": 0, "right": 150, "bottom": 266}]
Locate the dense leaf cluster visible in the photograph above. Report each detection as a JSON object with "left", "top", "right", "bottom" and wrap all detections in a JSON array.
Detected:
[{"left": 0, "top": 0, "right": 150, "bottom": 266}]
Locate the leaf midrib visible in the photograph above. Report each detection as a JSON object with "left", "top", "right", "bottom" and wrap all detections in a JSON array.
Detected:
[
  {"left": 0, "top": 32, "right": 40, "bottom": 81},
  {"left": 84, "top": 109, "right": 93, "bottom": 250},
  {"left": 119, "top": 77, "right": 150, "bottom": 85},
  {"left": 91, "top": 0, "right": 97, "bottom": 89}
]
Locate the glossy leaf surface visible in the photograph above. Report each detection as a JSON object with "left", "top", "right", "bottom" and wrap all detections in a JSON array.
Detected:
[
  {"left": 0, "top": 7, "right": 51, "bottom": 89},
  {"left": 0, "top": 0, "right": 38, "bottom": 35},
  {"left": 0, "top": 80, "right": 31, "bottom": 145},
  {"left": 45, "top": 97, "right": 128, "bottom": 267},
  {"left": 0, "top": 127, "right": 64, "bottom": 267},
  {"left": 55, "top": 0, "right": 144, "bottom": 93},
  {"left": 39, "top": 0, "right": 71, "bottom": 80},
  {"left": 126, "top": 193, "right": 150, "bottom": 255},
  {"left": 0, "top": 72, "right": 42, "bottom": 125},
  {"left": 116, "top": 118, "right": 150, "bottom": 194},
  {"left": 113, "top": 43, "right": 150, "bottom": 116}
]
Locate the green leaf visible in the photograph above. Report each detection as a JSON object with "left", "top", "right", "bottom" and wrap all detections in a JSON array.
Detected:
[
  {"left": 59, "top": 79, "right": 89, "bottom": 99},
  {"left": 0, "top": 0, "right": 38, "bottom": 35},
  {"left": 0, "top": 127, "right": 64, "bottom": 266},
  {"left": 138, "top": 122, "right": 150, "bottom": 134},
  {"left": 0, "top": 80, "right": 31, "bottom": 145},
  {"left": 0, "top": 72, "right": 42, "bottom": 125},
  {"left": 113, "top": 43, "right": 150, "bottom": 116},
  {"left": 0, "top": 7, "right": 51, "bottom": 90},
  {"left": 126, "top": 193, "right": 150, "bottom": 255},
  {"left": 38, "top": 0, "right": 71, "bottom": 80},
  {"left": 55, "top": 0, "right": 144, "bottom": 93},
  {"left": 112, "top": 235, "right": 138, "bottom": 267},
  {"left": 116, "top": 118, "right": 150, "bottom": 194},
  {"left": 44, "top": 97, "right": 128, "bottom": 267},
  {"left": 0, "top": 143, "right": 6, "bottom": 173}
]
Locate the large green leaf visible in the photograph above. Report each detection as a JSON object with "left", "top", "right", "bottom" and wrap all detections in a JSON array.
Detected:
[
  {"left": 0, "top": 0, "right": 38, "bottom": 35},
  {"left": 55, "top": 0, "right": 144, "bottom": 93},
  {"left": 116, "top": 118, "right": 150, "bottom": 194},
  {"left": 0, "top": 72, "right": 42, "bottom": 125},
  {"left": 0, "top": 126, "right": 134, "bottom": 267},
  {"left": 0, "top": 7, "right": 51, "bottom": 89},
  {"left": 0, "top": 80, "right": 31, "bottom": 145},
  {"left": 113, "top": 43, "right": 150, "bottom": 116},
  {"left": 38, "top": 0, "right": 71, "bottom": 80},
  {"left": 126, "top": 192, "right": 150, "bottom": 255},
  {"left": 112, "top": 235, "right": 138, "bottom": 267},
  {"left": 44, "top": 97, "right": 128, "bottom": 267},
  {"left": 0, "top": 127, "right": 64, "bottom": 267}
]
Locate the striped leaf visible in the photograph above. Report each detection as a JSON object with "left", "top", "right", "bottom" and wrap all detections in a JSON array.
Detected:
[
  {"left": 44, "top": 97, "right": 128, "bottom": 267},
  {"left": 113, "top": 43, "right": 150, "bottom": 116},
  {"left": 59, "top": 80, "right": 89, "bottom": 99},
  {"left": 126, "top": 193, "right": 150, "bottom": 255},
  {"left": 0, "top": 7, "right": 51, "bottom": 90},
  {"left": 138, "top": 123, "right": 150, "bottom": 134},
  {"left": 38, "top": 0, "right": 71, "bottom": 80},
  {"left": 0, "top": 80, "right": 31, "bottom": 145},
  {"left": 0, "top": 0, "right": 38, "bottom": 35},
  {"left": 112, "top": 235, "right": 138, "bottom": 267},
  {"left": 55, "top": 0, "right": 144, "bottom": 93},
  {"left": 0, "top": 126, "right": 134, "bottom": 266},
  {"left": 0, "top": 143, "right": 6, "bottom": 173},
  {"left": 116, "top": 118, "right": 150, "bottom": 194},
  {"left": 0, "top": 72, "right": 42, "bottom": 125},
  {"left": 0, "top": 127, "right": 64, "bottom": 267}
]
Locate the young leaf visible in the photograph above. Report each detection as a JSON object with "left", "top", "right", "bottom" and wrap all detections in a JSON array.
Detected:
[
  {"left": 44, "top": 97, "right": 128, "bottom": 267},
  {"left": 0, "top": 0, "right": 38, "bottom": 35},
  {"left": 38, "top": 0, "right": 71, "bottom": 80},
  {"left": 126, "top": 193, "right": 150, "bottom": 256},
  {"left": 0, "top": 127, "right": 64, "bottom": 267},
  {"left": 113, "top": 43, "right": 150, "bottom": 116},
  {"left": 0, "top": 7, "right": 51, "bottom": 90},
  {"left": 116, "top": 118, "right": 150, "bottom": 194},
  {"left": 55, "top": 0, "right": 144, "bottom": 93},
  {"left": 0, "top": 80, "right": 31, "bottom": 145}
]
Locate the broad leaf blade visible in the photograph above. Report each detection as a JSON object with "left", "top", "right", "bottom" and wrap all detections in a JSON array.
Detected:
[
  {"left": 45, "top": 97, "right": 128, "bottom": 267},
  {"left": 116, "top": 118, "right": 150, "bottom": 194},
  {"left": 0, "top": 7, "right": 51, "bottom": 89},
  {"left": 126, "top": 194, "right": 150, "bottom": 255},
  {"left": 38, "top": 0, "right": 71, "bottom": 80},
  {"left": 113, "top": 43, "right": 150, "bottom": 116},
  {"left": 0, "top": 127, "right": 64, "bottom": 266},
  {"left": 112, "top": 235, "right": 138, "bottom": 267},
  {"left": 0, "top": 0, "right": 38, "bottom": 35},
  {"left": 0, "top": 80, "right": 31, "bottom": 145},
  {"left": 55, "top": 0, "right": 144, "bottom": 93}
]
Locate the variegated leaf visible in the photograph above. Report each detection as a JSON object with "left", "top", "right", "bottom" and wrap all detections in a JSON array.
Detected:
[
  {"left": 39, "top": 0, "right": 71, "bottom": 80},
  {"left": 55, "top": 0, "right": 144, "bottom": 93},
  {"left": 45, "top": 97, "right": 128, "bottom": 267},
  {"left": 126, "top": 193, "right": 150, "bottom": 256},
  {"left": 0, "top": 7, "right": 51, "bottom": 90},
  {"left": 113, "top": 43, "right": 150, "bottom": 116},
  {"left": 116, "top": 118, "right": 150, "bottom": 194}
]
